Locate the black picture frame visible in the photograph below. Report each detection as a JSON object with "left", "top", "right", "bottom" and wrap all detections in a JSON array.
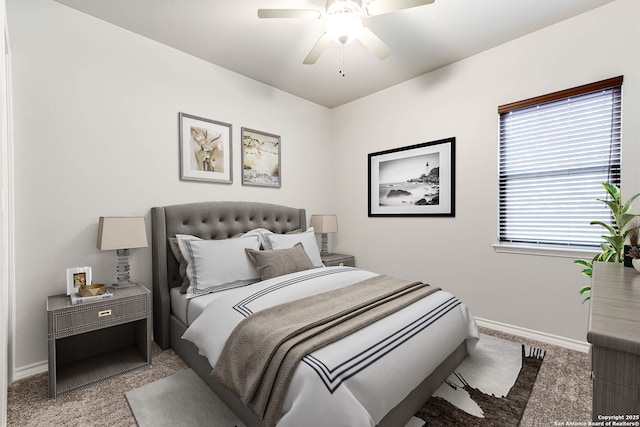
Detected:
[{"left": 368, "top": 137, "right": 455, "bottom": 217}]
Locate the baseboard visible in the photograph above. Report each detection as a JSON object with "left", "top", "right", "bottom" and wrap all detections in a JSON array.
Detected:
[
  {"left": 475, "top": 317, "right": 590, "bottom": 353},
  {"left": 12, "top": 360, "right": 47, "bottom": 382}
]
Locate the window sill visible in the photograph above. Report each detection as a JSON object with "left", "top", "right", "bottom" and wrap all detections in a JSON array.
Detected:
[{"left": 492, "top": 243, "right": 598, "bottom": 259}]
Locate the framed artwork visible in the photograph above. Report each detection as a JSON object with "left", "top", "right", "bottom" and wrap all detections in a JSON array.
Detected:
[
  {"left": 241, "top": 127, "right": 281, "bottom": 188},
  {"left": 179, "top": 112, "right": 233, "bottom": 184},
  {"left": 368, "top": 137, "right": 455, "bottom": 217},
  {"left": 66, "top": 266, "right": 92, "bottom": 295}
]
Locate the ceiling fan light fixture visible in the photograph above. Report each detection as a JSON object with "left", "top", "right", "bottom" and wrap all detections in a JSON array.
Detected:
[
  {"left": 326, "top": 11, "right": 363, "bottom": 44},
  {"left": 326, "top": 0, "right": 362, "bottom": 15}
]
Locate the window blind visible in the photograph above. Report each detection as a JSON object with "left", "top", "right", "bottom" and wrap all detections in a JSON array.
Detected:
[{"left": 498, "top": 77, "right": 622, "bottom": 248}]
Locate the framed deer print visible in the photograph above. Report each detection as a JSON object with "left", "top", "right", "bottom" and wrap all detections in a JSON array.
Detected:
[{"left": 179, "top": 112, "right": 233, "bottom": 184}]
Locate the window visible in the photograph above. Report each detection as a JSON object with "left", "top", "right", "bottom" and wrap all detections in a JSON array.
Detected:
[{"left": 498, "top": 76, "right": 622, "bottom": 249}]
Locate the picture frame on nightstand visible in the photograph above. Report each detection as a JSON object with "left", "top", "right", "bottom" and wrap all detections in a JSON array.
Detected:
[{"left": 66, "top": 266, "right": 92, "bottom": 296}]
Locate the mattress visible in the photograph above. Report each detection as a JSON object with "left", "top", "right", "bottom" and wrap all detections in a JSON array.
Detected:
[{"left": 170, "top": 286, "right": 228, "bottom": 326}]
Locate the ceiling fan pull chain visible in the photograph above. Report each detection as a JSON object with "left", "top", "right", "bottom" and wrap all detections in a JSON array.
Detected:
[{"left": 339, "top": 43, "right": 346, "bottom": 77}]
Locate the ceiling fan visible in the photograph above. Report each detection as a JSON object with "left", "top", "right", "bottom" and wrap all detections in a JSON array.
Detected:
[{"left": 257, "top": 0, "right": 435, "bottom": 65}]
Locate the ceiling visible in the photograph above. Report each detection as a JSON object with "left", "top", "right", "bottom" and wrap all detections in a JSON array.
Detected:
[{"left": 53, "top": 0, "right": 616, "bottom": 108}]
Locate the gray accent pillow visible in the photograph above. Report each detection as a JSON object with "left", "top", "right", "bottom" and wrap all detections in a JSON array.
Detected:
[
  {"left": 168, "top": 237, "right": 190, "bottom": 293},
  {"left": 246, "top": 243, "right": 315, "bottom": 281}
]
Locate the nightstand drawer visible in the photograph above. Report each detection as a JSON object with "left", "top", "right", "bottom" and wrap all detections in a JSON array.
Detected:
[
  {"left": 51, "top": 296, "right": 150, "bottom": 338},
  {"left": 325, "top": 258, "right": 355, "bottom": 267},
  {"left": 321, "top": 253, "right": 355, "bottom": 267}
]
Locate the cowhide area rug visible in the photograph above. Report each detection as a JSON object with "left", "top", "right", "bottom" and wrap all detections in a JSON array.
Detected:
[{"left": 416, "top": 333, "right": 545, "bottom": 426}]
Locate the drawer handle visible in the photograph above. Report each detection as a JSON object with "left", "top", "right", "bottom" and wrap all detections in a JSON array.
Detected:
[{"left": 98, "top": 309, "right": 112, "bottom": 318}]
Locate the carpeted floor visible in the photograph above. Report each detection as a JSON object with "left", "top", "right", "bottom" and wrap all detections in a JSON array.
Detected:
[
  {"left": 7, "top": 344, "right": 188, "bottom": 427},
  {"left": 483, "top": 327, "right": 592, "bottom": 427},
  {"left": 6, "top": 327, "right": 592, "bottom": 426}
]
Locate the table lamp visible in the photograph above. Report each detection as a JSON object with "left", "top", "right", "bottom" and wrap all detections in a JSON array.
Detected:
[
  {"left": 97, "top": 216, "right": 149, "bottom": 288},
  {"left": 310, "top": 214, "right": 338, "bottom": 256}
]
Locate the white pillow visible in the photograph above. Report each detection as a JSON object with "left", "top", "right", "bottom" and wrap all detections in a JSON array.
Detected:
[
  {"left": 265, "top": 228, "right": 323, "bottom": 267},
  {"left": 177, "top": 235, "right": 261, "bottom": 299},
  {"left": 242, "top": 227, "right": 274, "bottom": 248},
  {"left": 175, "top": 234, "right": 202, "bottom": 262}
]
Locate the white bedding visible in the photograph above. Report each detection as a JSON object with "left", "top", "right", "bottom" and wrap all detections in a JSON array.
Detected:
[{"left": 182, "top": 266, "right": 479, "bottom": 427}]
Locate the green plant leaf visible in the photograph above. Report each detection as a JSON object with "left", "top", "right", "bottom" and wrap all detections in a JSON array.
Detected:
[
  {"left": 593, "top": 248, "right": 616, "bottom": 262},
  {"left": 622, "top": 193, "right": 640, "bottom": 212},
  {"left": 618, "top": 213, "right": 638, "bottom": 230},
  {"left": 590, "top": 220, "right": 616, "bottom": 235},
  {"left": 602, "top": 182, "right": 621, "bottom": 203},
  {"left": 603, "top": 235, "right": 625, "bottom": 247},
  {"left": 597, "top": 199, "right": 619, "bottom": 215},
  {"left": 578, "top": 285, "right": 591, "bottom": 295}
]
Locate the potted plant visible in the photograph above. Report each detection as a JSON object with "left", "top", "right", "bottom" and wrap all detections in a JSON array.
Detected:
[{"left": 574, "top": 182, "right": 640, "bottom": 303}]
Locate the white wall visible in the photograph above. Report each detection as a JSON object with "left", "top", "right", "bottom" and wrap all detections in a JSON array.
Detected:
[
  {"left": 7, "top": 0, "right": 333, "bottom": 373},
  {"left": 1, "top": 0, "right": 11, "bottom": 420},
  {"left": 331, "top": 0, "right": 640, "bottom": 343}
]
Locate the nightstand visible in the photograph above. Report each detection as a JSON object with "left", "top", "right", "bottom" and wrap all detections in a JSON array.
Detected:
[
  {"left": 321, "top": 253, "right": 355, "bottom": 267},
  {"left": 47, "top": 283, "right": 151, "bottom": 398}
]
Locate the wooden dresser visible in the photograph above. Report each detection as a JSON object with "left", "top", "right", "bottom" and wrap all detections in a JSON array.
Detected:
[{"left": 587, "top": 262, "right": 640, "bottom": 420}]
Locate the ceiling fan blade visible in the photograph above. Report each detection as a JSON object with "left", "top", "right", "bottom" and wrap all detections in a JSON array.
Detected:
[
  {"left": 365, "top": 0, "right": 435, "bottom": 16},
  {"left": 357, "top": 27, "right": 391, "bottom": 60},
  {"left": 303, "top": 34, "right": 332, "bottom": 64},
  {"left": 257, "top": 9, "right": 322, "bottom": 19}
]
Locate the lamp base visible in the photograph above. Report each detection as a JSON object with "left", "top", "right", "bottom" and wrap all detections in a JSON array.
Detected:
[
  {"left": 114, "top": 248, "right": 135, "bottom": 288},
  {"left": 320, "top": 233, "right": 329, "bottom": 256}
]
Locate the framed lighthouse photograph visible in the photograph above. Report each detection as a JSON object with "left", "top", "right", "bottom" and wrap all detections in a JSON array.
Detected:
[{"left": 368, "top": 137, "right": 455, "bottom": 217}]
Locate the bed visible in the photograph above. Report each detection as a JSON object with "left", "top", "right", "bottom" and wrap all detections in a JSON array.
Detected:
[{"left": 151, "top": 201, "right": 478, "bottom": 427}]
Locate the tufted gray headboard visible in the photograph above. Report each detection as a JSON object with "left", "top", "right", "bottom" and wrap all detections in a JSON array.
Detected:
[{"left": 151, "top": 201, "right": 306, "bottom": 349}]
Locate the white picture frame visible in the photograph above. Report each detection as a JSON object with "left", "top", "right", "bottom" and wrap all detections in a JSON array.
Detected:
[
  {"left": 66, "top": 266, "right": 92, "bottom": 295},
  {"left": 241, "top": 127, "right": 281, "bottom": 188}
]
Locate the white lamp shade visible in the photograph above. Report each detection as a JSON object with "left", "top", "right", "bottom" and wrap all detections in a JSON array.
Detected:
[
  {"left": 310, "top": 214, "right": 338, "bottom": 234},
  {"left": 97, "top": 216, "right": 149, "bottom": 250}
]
